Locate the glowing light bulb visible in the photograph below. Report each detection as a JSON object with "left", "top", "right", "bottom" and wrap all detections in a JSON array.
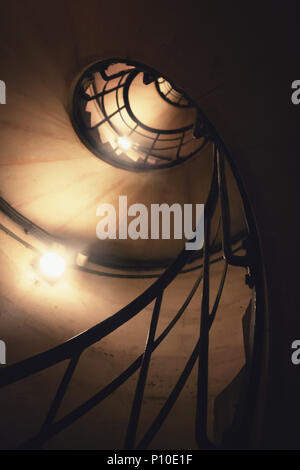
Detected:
[
  {"left": 39, "top": 252, "right": 66, "bottom": 279},
  {"left": 118, "top": 136, "right": 132, "bottom": 150}
]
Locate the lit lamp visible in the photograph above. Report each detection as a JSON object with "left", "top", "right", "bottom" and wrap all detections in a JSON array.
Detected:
[
  {"left": 39, "top": 252, "right": 66, "bottom": 280},
  {"left": 117, "top": 136, "right": 132, "bottom": 150}
]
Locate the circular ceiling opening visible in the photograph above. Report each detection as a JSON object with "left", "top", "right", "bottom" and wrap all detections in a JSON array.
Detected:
[{"left": 71, "top": 59, "right": 209, "bottom": 171}]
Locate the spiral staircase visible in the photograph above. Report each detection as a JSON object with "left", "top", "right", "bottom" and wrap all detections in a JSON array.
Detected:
[{"left": 0, "top": 1, "right": 299, "bottom": 450}]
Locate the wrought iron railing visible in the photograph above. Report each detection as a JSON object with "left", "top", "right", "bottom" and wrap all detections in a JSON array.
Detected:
[
  {"left": 154, "top": 77, "right": 192, "bottom": 109},
  {"left": 72, "top": 59, "right": 209, "bottom": 171},
  {"left": 0, "top": 137, "right": 264, "bottom": 449}
]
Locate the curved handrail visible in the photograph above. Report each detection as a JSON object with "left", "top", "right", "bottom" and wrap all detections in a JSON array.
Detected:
[
  {"left": 0, "top": 245, "right": 192, "bottom": 387},
  {"left": 18, "top": 271, "right": 204, "bottom": 450},
  {"left": 72, "top": 59, "right": 208, "bottom": 170},
  {"left": 0, "top": 132, "right": 263, "bottom": 450},
  {"left": 0, "top": 147, "right": 218, "bottom": 388}
]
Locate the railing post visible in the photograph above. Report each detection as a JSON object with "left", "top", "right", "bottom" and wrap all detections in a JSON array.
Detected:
[
  {"left": 124, "top": 292, "right": 163, "bottom": 449},
  {"left": 195, "top": 143, "right": 219, "bottom": 448}
]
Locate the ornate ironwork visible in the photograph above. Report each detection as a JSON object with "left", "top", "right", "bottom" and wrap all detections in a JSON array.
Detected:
[{"left": 72, "top": 60, "right": 209, "bottom": 171}]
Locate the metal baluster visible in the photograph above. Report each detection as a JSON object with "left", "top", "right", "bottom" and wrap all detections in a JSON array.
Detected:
[
  {"left": 124, "top": 292, "right": 163, "bottom": 449},
  {"left": 176, "top": 131, "right": 185, "bottom": 160},
  {"left": 217, "top": 148, "right": 249, "bottom": 267},
  {"left": 20, "top": 352, "right": 81, "bottom": 449},
  {"left": 195, "top": 144, "right": 219, "bottom": 448}
]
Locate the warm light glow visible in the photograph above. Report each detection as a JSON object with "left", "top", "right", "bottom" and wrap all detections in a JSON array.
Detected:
[
  {"left": 118, "top": 136, "right": 132, "bottom": 150},
  {"left": 39, "top": 252, "right": 66, "bottom": 279}
]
